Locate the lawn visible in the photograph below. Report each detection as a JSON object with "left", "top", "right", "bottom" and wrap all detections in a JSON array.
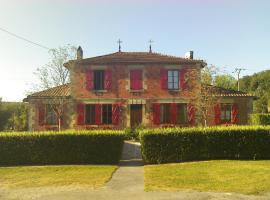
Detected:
[
  {"left": 0, "top": 165, "right": 117, "bottom": 188},
  {"left": 144, "top": 160, "right": 270, "bottom": 194}
]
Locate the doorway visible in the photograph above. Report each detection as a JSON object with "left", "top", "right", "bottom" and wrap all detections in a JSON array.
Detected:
[{"left": 130, "top": 104, "right": 142, "bottom": 128}]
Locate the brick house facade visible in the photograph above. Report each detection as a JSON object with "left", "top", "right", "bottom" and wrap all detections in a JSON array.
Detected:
[{"left": 25, "top": 48, "right": 254, "bottom": 131}]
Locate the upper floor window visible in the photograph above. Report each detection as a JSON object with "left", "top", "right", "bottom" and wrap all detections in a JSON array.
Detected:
[
  {"left": 94, "top": 70, "right": 104, "bottom": 90},
  {"left": 221, "top": 104, "right": 231, "bottom": 123},
  {"left": 130, "top": 69, "right": 143, "bottom": 90},
  {"left": 168, "top": 70, "right": 179, "bottom": 90}
]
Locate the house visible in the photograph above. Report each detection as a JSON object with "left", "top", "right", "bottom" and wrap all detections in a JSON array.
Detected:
[{"left": 25, "top": 47, "right": 255, "bottom": 131}]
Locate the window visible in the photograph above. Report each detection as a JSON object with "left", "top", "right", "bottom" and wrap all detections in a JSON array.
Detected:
[
  {"left": 168, "top": 70, "right": 179, "bottom": 90},
  {"left": 160, "top": 104, "right": 170, "bottom": 123},
  {"left": 85, "top": 104, "right": 96, "bottom": 124},
  {"left": 102, "top": 104, "right": 112, "bottom": 124},
  {"left": 46, "top": 105, "right": 57, "bottom": 125},
  {"left": 94, "top": 70, "right": 104, "bottom": 90},
  {"left": 130, "top": 69, "right": 143, "bottom": 90},
  {"left": 176, "top": 104, "right": 187, "bottom": 124},
  {"left": 221, "top": 104, "right": 232, "bottom": 123}
]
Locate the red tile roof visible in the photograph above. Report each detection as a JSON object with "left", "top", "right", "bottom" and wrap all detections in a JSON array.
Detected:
[
  {"left": 26, "top": 84, "right": 70, "bottom": 98},
  {"left": 73, "top": 51, "right": 206, "bottom": 65},
  {"left": 204, "top": 84, "right": 255, "bottom": 97}
]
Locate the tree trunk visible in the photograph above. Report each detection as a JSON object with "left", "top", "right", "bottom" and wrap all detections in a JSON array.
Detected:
[{"left": 58, "top": 117, "right": 61, "bottom": 132}]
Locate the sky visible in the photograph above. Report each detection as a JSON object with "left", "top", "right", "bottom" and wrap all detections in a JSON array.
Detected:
[{"left": 0, "top": 0, "right": 269, "bottom": 101}]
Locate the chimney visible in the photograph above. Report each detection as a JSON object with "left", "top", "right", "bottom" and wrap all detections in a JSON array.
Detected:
[
  {"left": 184, "top": 51, "right": 194, "bottom": 59},
  {"left": 77, "top": 46, "right": 83, "bottom": 60}
]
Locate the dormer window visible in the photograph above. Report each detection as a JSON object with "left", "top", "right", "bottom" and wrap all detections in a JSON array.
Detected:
[{"left": 168, "top": 70, "right": 179, "bottom": 90}]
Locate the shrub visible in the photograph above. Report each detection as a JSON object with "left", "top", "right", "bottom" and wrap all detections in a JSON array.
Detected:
[
  {"left": 0, "top": 130, "right": 124, "bottom": 166},
  {"left": 250, "top": 114, "right": 270, "bottom": 125},
  {"left": 140, "top": 126, "right": 270, "bottom": 164}
]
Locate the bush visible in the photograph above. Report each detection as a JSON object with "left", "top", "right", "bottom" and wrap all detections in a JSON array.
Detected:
[
  {"left": 0, "top": 130, "right": 124, "bottom": 166},
  {"left": 250, "top": 114, "right": 270, "bottom": 125},
  {"left": 140, "top": 126, "right": 270, "bottom": 164}
]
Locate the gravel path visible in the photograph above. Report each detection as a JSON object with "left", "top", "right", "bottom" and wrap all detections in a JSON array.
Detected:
[{"left": 1, "top": 141, "right": 270, "bottom": 200}]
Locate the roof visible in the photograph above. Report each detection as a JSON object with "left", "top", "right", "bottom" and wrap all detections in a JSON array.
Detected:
[
  {"left": 25, "top": 83, "right": 254, "bottom": 100},
  {"left": 26, "top": 84, "right": 71, "bottom": 99},
  {"left": 70, "top": 51, "right": 206, "bottom": 65},
  {"left": 204, "top": 84, "right": 255, "bottom": 97}
]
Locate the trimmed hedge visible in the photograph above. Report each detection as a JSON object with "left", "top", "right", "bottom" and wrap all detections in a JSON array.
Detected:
[
  {"left": 140, "top": 126, "right": 270, "bottom": 164},
  {"left": 250, "top": 114, "right": 270, "bottom": 125},
  {"left": 0, "top": 130, "right": 125, "bottom": 166}
]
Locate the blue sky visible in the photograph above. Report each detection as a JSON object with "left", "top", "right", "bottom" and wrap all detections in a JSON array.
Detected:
[{"left": 0, "top": 0, "right": 269, "bottom": 101}]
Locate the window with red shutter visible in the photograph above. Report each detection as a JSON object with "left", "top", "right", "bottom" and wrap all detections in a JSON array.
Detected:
[
  {"left": 104, "top": 69, "right": 112, "bottom": 90},
  {"left": 153, "top": 103, "right": 161, "bottom": 125},
  {"left": 85, "top": 69, "right": 93, "bottom": 90},
  {"left": 112, "top": 104, "right": 120, "bottom": 125},
  {"left": 77, "top": 104, "right": 85, "bottom": 125},
  {"left": 232, "top": 104, "right": 238, "bottom": 124},
  {"left": 130, "top": 69, "right": 143, "bottom": 90},
  {"left": 214, "top": 104, "right": 221, "bottom": 125},
  {"left": 95, "top": 104, "right": 102, "bottom": 125},
  {"left": 180, "top": 68, "right": 187, "bottom": 90},
  {"left": 170, "top": 103, "right": 177, "bottom": 124},
  {"left": 160, "top": 69, "right": 168, "bottom": 89}
]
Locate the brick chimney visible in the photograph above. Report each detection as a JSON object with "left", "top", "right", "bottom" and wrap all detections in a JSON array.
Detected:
[{"left": 77, "top": 46, "right": 83, "bottom": 60}]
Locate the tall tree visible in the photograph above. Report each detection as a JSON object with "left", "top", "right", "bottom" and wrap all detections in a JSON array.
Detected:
[{"left": 214, "top": 74, "right": 237, "bottom": 90}]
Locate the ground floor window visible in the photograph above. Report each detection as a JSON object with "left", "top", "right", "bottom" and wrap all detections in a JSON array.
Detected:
[
  {"left": 85, "top": 104, "right": 96, "bottom": 124},
  {"left": 46, "top": 105, "right": 57, "bottom": 125},
  {"left": 221, "top": 104, "right": 232, "bottom": 123},
  {"left": 102, "top": 104, "right": 112, "bottom": 124},
  {"left": 84, "top": 104, "right": 112, "bottom": 125},
  {"left": 176, "top": 104, "right": 187, "bottom": 124},
  {"left": 159, "top": 103, "right": 187, "bottom": 124},
  {"left": 160, "top": 104, "right": 171, "bottom": 123}
]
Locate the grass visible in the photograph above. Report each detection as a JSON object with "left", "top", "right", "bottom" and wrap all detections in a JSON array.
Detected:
[
  {"left": 0, "top": 165, "right": 117, "bottom": 188},
  {"left": 144, "top": 160, "right": 270, "bottom": 195}
]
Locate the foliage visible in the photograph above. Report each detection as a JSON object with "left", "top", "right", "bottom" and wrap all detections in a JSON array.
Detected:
[
  {"left": 240, "top": 70, "right": 270, "bottom": 113},
  {"left": 214, "top": 74, "right": 237, "bottom": 90},
  {"left": 0, "top": 102, "right": 28, "bottom": 131},
  {"left": 139, "top": 126, "right": 270, "bottom": 164},
  {"left": 250, "top": 114, "right": 270, "bottom": 125},
  {"left": 0, "top": 130, "right": 124, "bottom": 166}
]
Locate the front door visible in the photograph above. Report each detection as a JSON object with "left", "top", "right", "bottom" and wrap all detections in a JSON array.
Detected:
[{"left": 130, "top": 104, "right": 142, "bottom": 128}]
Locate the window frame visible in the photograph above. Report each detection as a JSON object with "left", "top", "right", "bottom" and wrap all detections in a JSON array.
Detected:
[
  {"left": 45, "top": 105, "right": 57, "bottom": 125},
  {"left": 85, "top": 104, "right": 96, "bottom": 125},
  {"left": 167, "top": 70, "right": 179, "bottom": 90},
  {"left": 160, "top": 103, "right": 171, "bottom": 124},
  {"left": 221, "top": 104, "right": 232, "bottom": 123},
  {"left": 93, "top": 70, "right": 105, "bottom": 90},
  {"left": 102, "top": 104, "right": 112, "bottom": 124}
]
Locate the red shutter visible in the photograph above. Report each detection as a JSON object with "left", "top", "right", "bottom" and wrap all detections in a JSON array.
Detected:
[
  {"left": 232, "top": 104, "right": 238, "bottom": 124},
  {"left": 86, "top": 69, "right": 93, "bottom": 90},
  {"left": 160, "top": 69, "right": 168, "bottom": 89},
  {"left": 105, "top": 69, "right": 112, "bottom": 90},
  {"left": 95, "top": 104, "right": 102, "bottom": 125},
  {"left": 112, "top": 103, "right": 120, "bottom": 125},
  {"left": 77, "top": 104, "right": 85, "bottom": 125},
  {"left": 170, "top": 103, "right": 177, "bottom": 124},
  {"left": 130, "top": 70, "right": 143, "bottom": 90},
  {"left": 180, "top": 68, "right": 187, "bottom": 90},
  {"left": 38, "top": 104, "right": 45, "bottom": 125},
  {"left": 153, "top": 103, "right": 160, "bottom": 125},
  {"left": 187, "top": 104, "right": 195, "bottom": 126},
  {"left": 214, "top": 104, "right": 221, "bottom": 125}
]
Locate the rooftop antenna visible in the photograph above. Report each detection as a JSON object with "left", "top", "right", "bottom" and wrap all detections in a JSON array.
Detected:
[
  {"left": 148, "top": 39, "right": 154, "bottom": 53},
  {"left": 117, "top": 39, "right": 122, "bottom": 52},
  {"left": 233, "top": 68, "right": 246, "bottom": 91}
]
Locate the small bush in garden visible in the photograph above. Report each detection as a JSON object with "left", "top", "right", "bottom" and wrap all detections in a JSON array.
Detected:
[
  {"left": 250, "top": 114, "right": 270, "bottom": 125},
  {"left": 0, "top": 130, "right": 125, "bottom": 166},
  {"left": 139, "top": 126, "right": 270, "bottom": 164}
]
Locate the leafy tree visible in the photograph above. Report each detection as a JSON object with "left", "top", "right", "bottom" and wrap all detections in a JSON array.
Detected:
[{"left": 214, "top": 74, "right": 237, "bottom": 90}]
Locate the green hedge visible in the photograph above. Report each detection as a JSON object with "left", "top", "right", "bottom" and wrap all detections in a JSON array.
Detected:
[
  {"left": 140, "top": 126, "right": 270, "bottom": 164},
  {"left": 250, "top": 114, "right": 270, "bottom": 125},
  {"left": 0, "top": 130, "right": 125, "bottom": 166}
]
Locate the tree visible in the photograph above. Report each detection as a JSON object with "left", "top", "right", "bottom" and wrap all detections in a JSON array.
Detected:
[
  {"left": 187, "top": 65, "right": 221, "bottom": 127},
  {"left": 31, "top": 45, "right": 76, "bottom": 131},
  {"left": 214, "top": 74, "right": 237, "bottom": 90}
]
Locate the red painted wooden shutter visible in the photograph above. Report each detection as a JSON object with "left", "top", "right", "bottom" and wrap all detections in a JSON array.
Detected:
[
  {"left": 153, "top": 103, "right": 160, "bottom": 125},
  {"left": 180, "top": 68, "right": 187, "bottom": 90},
  {"left": 130, "top": 69, "right": 143, "bottom": 90},
  {"left": 77, "top": 104, "right": 85, "bottom": 125},
  {"left": 232, "top": 104, "right": 238, "bottom": 124},
  {"left": 105, "top": 69, "right": 112, "bottom": 90},
  {"left": 160, "top": 69, "right": 168, "bottom": 89},
  {"left": 112, "top": 103, "right": 120, "bottom": 125},
  {"left": 170, "top": 103, "right": 177, "bottom": 124},
  {"left": 86, "top": 69, "right": 93, "bottom": 90},
  {"left": 95, "top": 104, "right": 102, "bottom": 125},
  {"left": 214, "top": 104, "right": 221, "bottom": 125},
  {"left": 38, "top": 104, "right": 45, "bottom": 125},
  {"left": 187, "top": 104, "right": 195, "bottom": 125}
]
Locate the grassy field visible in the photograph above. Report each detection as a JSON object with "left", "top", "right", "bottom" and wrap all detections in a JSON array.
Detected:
[
  {"left": 144, "top": 160, "right": 270, "bottom": 194},
  {"left": 0, "top": 165, "right": 117, "bottom": 188}
]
